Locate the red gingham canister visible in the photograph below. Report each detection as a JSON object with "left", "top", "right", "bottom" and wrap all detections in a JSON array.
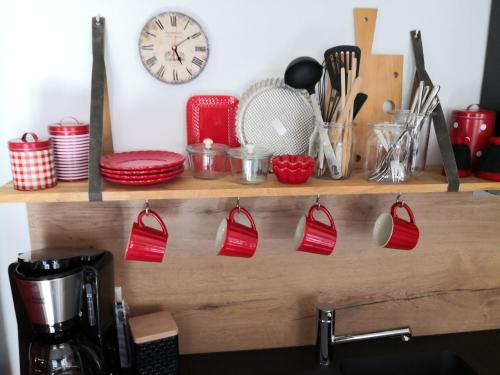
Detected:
[
  {"left": 8, "top": 132, "right": 57, "bottom": 191},
  {"left": 450, "top": 104, "right": 496, "bottom": 171}
]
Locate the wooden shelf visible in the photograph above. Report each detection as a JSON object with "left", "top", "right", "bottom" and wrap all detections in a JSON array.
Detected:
[{"left": 1, "top": 168, "right": 499, "bottom": 204}]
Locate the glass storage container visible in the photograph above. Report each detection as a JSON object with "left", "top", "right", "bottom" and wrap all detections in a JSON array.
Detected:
[
  {"left": 324, "top": 123, "right": 356, "bottom": 180},
  {"left": 186, "top": 138, "right": 229, "bottom": 179},
  {"left": 364, "top": 123, "right": 411, "bottom": 183},
  {"left": 227, "top": 144, "right": 272, "bottom": 184}
]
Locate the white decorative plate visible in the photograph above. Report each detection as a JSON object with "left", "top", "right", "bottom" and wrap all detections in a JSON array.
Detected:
[{"left": 236, "top": 78, "right": 314, "bottom": 155}]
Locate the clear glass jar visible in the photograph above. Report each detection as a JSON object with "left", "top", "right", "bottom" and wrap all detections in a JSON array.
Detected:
[
  {"left": 227, "top": 144, "right": 272, "bottom": 184},
  {"left": 389, "top": 110, "right": 432, "bottom": 175},
  {"left": 364, "top": 122, "right": 411, "bottom": 183},
  {"left": 323, "top": 122, "right": 356, "bottom": 180},
  {"left": 186, "top": 138, "right": 229, "bottom": 179}
]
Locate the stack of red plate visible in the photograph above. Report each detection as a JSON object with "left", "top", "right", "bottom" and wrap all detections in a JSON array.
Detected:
[
  {"left": 48, "top": 118, "right": 89, "bottom": 181},
  {"left": 100, "top": 151, "right": 185, "bottom": 185}
]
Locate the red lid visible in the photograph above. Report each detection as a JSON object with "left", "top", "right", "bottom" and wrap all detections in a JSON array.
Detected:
[
  {"left": 453, "top": 104, "right": 496, "bottom": 121},
  {"left": 9, "top": 133, "right": 52, "bottom": 151},
  {"left": 48, "top": 117, "right": 89, "bottom": 135}
]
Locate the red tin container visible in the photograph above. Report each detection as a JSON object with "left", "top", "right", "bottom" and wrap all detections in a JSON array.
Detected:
[
  {"left": 8, "top": 132, "right": 57, "bottom": 191},
  {"left": 450, "top": 104, "right": 496, "bottom": 170}
]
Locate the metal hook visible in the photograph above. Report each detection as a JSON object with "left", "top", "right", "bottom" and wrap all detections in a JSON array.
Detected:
[
  {"left": 316, "top": 194, "right": 321, "bottom": 209},
  {"left": 145, "top": 200, "right": 150, "bottom": 215},
  {"left": 95, "top": 15, "right": 101, "bottom": 25},
  {"left": 395, "top": 193, "right": 404, "bottom": 207},
  {"left": 236, "top": 197, "right": 241, "bottom": 212},
  {"left": 412, "top": 30, "right": 420, "bottom": 39}
]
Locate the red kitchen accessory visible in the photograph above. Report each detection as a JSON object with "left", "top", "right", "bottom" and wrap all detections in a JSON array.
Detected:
[
  {"left": 125, "top": 209, "right": 168, "bottom": 262},
  {"left": 186, "top": 95, "right": 240, "bottom": 147},
  {"left": 294, "top": 203, "right": 337, "bottom": 255},
  {"left": 102, "top": 168, "right": 184, "bottom": 186},
  {"left": 373, "top": 200, "right": 419, "bottom": 250},
  {"left": 476, "top": 137, "right": 500, "bottom": 181},
  {"left": 100, "top": 151, "right": 185, "bottom": 171},
  {"left": 215, "top": 206, "right": 258, "bottom": 258},
  {"left": 48, "top": 117, "right": 89, "bottom": 136},
  {"left": 450, "top": 104, "right": 496, "bottom": 170},
  {"left": 48, "top": 117, "right": 90, "bottom": 181},
  {"left": 442, "top": 135, "right": 472, "bottom": 178},
  {"left": 8, "top": 132, "right": 57, "bottom": 191},
  {"left": 272, "top": 155, "right": 315, "bottom": 184},
  {"left": 101, "top": 166, "right": 184, "bottom": 180}
]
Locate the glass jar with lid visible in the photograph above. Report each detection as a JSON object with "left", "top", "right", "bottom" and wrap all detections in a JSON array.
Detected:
[
  {"left": 186, "top": 138, "right": 229, "bottom": 179},
  {"left": 227, "top": 144, "right": 272, "bottom": 184}
]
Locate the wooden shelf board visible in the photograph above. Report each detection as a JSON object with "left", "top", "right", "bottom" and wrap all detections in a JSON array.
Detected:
[{"left": 1, "top": 168, "right": 499, "bottom": 204}]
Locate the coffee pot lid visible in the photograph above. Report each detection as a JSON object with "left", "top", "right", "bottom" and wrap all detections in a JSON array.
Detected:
[{"left": 18, "top": 248, "right": 105, "bottom": 272}]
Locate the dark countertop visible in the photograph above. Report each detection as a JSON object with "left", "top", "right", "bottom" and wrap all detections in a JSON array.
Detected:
[{"left": 179, "top": 329, "right": 500, "bottom": 375}]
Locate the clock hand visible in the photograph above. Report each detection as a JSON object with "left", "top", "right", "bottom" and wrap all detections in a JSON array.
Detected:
[{"left": 172, "top": 46, "right": 183, "bottom": 64}]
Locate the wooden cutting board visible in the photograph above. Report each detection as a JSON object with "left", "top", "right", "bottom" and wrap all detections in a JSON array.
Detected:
[{"left": 353, "top": 8, "right": 403, "bottom": 167}]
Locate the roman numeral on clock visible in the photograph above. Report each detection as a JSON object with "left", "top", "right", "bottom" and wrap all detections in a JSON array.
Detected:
[
  {"left": 157, "top": 65, "right": 165, "bottom": 78},
  {"left": 195, "top": 46, "right": 207, "bottom": 52},
  {"left": 146, "top": 56, "right": 157, "bottom": 67},
  {"left": 141, "top": 44, "right": 154, "bottom": 51},
  {"left": 170, "top": 14, "right": 177, "bottom": 27},
  {"left": 191, "top": 32, "right": 201, "bottom": 39},
  {"left": 173, "top": 69, "right": 179, "bottom": 81},
  {"left": 192, "top": 57, "right": 204, "bottom": 68},
  {"left": 186, "top": 67, "right": 192, "bottom": 76},
  {"left": 145, "top": 31, "right": 156, "bottom": 38},
  {"left": 155, "top": 19, "right": 164, "bottom": 30}
]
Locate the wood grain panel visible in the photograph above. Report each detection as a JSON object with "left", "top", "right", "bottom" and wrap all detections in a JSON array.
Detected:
[{"left": 27, "top": 193, "right": 500, "bottom": 354}]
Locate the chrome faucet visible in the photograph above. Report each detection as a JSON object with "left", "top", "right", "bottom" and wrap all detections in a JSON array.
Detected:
[{"left": 316, "top": 305, "right": 412, "bottom": 367}]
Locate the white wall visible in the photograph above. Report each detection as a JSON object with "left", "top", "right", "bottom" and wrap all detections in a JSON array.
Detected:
[{"left": 0, "top": 0, "right": 491, "bottom": 372}]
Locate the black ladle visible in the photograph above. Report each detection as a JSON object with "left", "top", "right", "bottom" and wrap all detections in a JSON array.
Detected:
[{"left": 284, "top": 56, "right": 323, "bottom": 95}]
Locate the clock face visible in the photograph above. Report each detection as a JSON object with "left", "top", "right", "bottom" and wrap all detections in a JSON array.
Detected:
[{"left": 139, "top": 12, "right": 209, "bottom": 84}]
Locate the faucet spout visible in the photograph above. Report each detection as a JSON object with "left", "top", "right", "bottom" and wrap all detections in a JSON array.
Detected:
[{"left": 316, "top": 305, "right": 411, "bottom": 367}]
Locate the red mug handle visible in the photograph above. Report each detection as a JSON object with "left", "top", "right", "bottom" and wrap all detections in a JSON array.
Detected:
[
  {"left": 229, "top": 207, "right": 257, "bottom": 231},
  {"left": 137, "top": 209, "right": 168, "bottom": 237},
  {"left": 308, "top": 205, "right": 336, "bottom": 230},
  {"left": 21, "top": 132, "right": 39, "bottom": 142},
  {"left": 391, "top": 202, "right": 416, "bottom": 225}
]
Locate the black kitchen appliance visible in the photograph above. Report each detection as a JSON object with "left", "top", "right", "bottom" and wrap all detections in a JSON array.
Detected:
[{"left": 9, "top": 248, "right": 119, "bottom": 374}]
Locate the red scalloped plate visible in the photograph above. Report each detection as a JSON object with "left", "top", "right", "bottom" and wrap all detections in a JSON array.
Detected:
[
  {"left": 100, "top": 151, "right": 185, "bottom": 171},
  {"left": 103, "top": 169, "right": 184, "bottom": 185},
  {"left": 101, "top": 166, "right": 184, "bottom": 180},
  {"left": 186, "top": 95, "right": 240, "bottom": 147}
]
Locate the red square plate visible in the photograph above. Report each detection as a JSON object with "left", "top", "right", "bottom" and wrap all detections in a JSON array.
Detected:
[{"left": 186, "top": 95, "right": 240, "bottom": 147}]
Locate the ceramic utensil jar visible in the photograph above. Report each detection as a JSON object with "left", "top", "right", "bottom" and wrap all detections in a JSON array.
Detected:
[
  {"left": 8, "top": 132, "right": 57, "bottom": 191},
  {"left": 186, "top": 138, "right": 229, "bottom": 179},
  {"left": 227, "top": 144, "right": 272, "bottom": 184}
]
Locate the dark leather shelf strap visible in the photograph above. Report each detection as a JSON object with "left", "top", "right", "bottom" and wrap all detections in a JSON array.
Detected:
[
  {"left": 411, "top": 30, "right": 459, "bottom": 192},
  {"left": 89, "top": 17, "right": 106, "bottom": 202}
]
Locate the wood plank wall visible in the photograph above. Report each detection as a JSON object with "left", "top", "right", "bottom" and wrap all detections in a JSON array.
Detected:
[{"left": 27, "top": 193, "right": 500, "bottom": 354}]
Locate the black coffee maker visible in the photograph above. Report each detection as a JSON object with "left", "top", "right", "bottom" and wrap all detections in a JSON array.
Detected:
[{"left": 9, "top": 248, "right": 119, "bottom": 374}]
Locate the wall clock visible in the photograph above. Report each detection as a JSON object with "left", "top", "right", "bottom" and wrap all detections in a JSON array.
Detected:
[{"left": 139, "top": 12, "right": 209, "bottom": 84}]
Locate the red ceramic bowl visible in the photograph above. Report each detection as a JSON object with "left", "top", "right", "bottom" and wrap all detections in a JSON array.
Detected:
[{"left": 272, "top": 154, "right": 315, "bottom": 170}]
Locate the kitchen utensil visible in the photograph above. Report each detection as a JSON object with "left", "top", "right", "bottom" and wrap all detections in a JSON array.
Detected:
[
  {"left": 364, "top": 123, "right": 411, "bottom": 183},
  {"left": 476, "top": 137, "right": 500, "bottom": 181},
  {"left": 125, "top": 209, "right": 168, "bottom": 262},
  {"left": 129, "top": 311, "right": 179, "bottom": 375},
  {"left": 450, "top": 104, "right": 496, "bottom": 171},
  {"left": 8, "top": 132, "right": 57, "bottom": 191},
  {"left": 236, "top": 78, "right": 314, "bottom": 155},
  {"left": 103, "top": 169, "right": 184, "bottom": 186},
  {"left": 328, "top": 122, "right": 357, "bottom": 179},
  {"left": 324, "top": 45, "right": 361, "bottom": 82},
  {"left": 353, "top": 8, "right": 403, "bottom": 166},
  {"left": 295, "top": 204, "right": 337, "bottom": 255},
  {"left": 215, "top": 207, "right": 258, "bottom": 258},
  {"left": 186, "top": 95, "right": 240, "bottom": 147},
  {"left": 186, "top": 138, "right": 228, "bottom": 179},
  {"left": 100, "top": 151, "right": 185, "bottom": 171},
  {"left": 284, "top": 56, "right": 337, "bottom": 175},
  {"left": 227, "top": 144, "right": 271, "bottom": 184},
  {"left": 373, "top": 201, "right": 419, "bottom": 250},
  {"left": 272, "top": 155, "right": 315, "bottom": 184},
  {"left": 369, "top": 84, "right": 440, "bottom": 182},
  {"left": 353, "top": 93, "right": 368, "bottom": 120}
]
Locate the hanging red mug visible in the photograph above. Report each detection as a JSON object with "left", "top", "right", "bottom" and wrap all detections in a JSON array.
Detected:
[
  {"left": 373, "top": 202, "right": 419, "bottom": 250},
  {"left": 215, "top": 206, "right": 258, "bottom": 258},
  {"left": 295, "top": 204, "right": 337, "bottom": 255},
  {"left": 125, "top": 209, "right": 168, "bottom": 262}
]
